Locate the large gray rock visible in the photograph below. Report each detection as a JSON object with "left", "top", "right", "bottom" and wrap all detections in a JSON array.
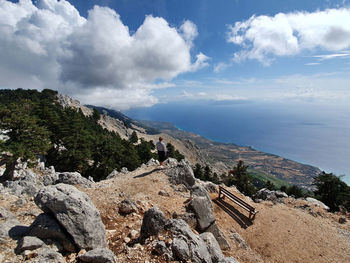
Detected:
[
  {"left": 200, "top": 232, "right": 224, "bottom": 263},
  {"left": 4, "top": 170, "right": 43, "bottom": 196},
  {"left": 15, "top": 236, "right": 44, "bottom": 254},
  {"left": 254, "top": 188, "right": 277, "bottom": 202},
  {"left": 34, "top": 184, "right": 107, "bottom": 250},
  {"left": 172, "top": 235, "right": 190, "bottom": 261},
  {"left": 166, "top": 163, "right": 196, "bottom": 189},
  {"left": 188, "top": 196, "right": 216, "bottom": 231},
  {"left": 165, "top": 219, "right": 212, "bottom": 263},
  {"left": 306, "top": 197, "right": 330, "bottom": 210},
  {"left": 140, "top": 207, "right": 166, "bottom": 239},
  {"left": 28, "top": 213, "right": 76, "bottom": 252},
  {"left": 79, "top": 247, "right": 116, "bottom": 263},
  {"left": 0, "top": 207, "right": 21, "bottom": 238},
  {"left": 191, "top": 184, "right": 213, "bottom": 208},
  {"left": 44, "top": 172, "right": 92, "bottom": 188},
  {"left": 229, "top": 228, "right": 249, "bottom": 249},
  {"left": 164, "top": 158, "right": 178, "bottom": 167},
  {"left": 206, "top": 223, "right": 230, "bottom": 250}
]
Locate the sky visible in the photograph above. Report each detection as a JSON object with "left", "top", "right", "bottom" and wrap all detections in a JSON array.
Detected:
[{"left": 0, "top": 0, "right": 350, "bottom": 110}]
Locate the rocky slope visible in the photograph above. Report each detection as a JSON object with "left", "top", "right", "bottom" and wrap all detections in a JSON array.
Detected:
[
  {"left": 0, "top": 159, "right": 349, "bottom": 263},
  {"left": 56, "top": 93, "right": 322, "bottom": 188}
]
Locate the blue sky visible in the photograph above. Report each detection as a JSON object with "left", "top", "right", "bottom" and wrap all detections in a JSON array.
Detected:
[{"left": 1, "top": 0, "right": 350, "bottom": 109}]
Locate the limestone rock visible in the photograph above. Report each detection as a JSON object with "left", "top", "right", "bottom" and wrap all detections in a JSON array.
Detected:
[
  {"left": 119, "top": 199, "right": 137, "bottom": 215},
  {"left": 188, "top": 196, "right": 215, "bottom": 231},
  {"left": 218, "top": 257, "right": 240, "bottom": 263},
  {"left": 28, "top": 213, "right": 76, "bottom": 252},
  {"left": 140, "top": 207, "right": 166, "bottom": 239},
  {"left": 206, "top": 223, "right": 230, "bottom": 250},
  {"left": 106, "top": 170, "right": 119, "bottom": 180},
  {"left": 229, "top": 228, "right": 249, "bottom": 249},
  {"left": 0, "top": 207, "right": 21, "bottom": 238},
  {"left": 165, "top": 219, "right": 213, "bottom": 263},
  {"left": 146, "top": 158, "right": 159, "bottom": 166},
  {"left": 172, "top": 235, "right": 190, "bottom": 261},
  {"left": 15, "top": 236, "right": 44, "bottom": 254},
  {"left": 79, "top": 247, "right": 116, "bottom": 263},
  {"left": 164, "top": 158, "right": 178, "bottom": 167},
  {"left": 34, "top": 184, "right": 107, "bottom": 250},
  {"left": 306, "top": 197, "right": 330, "bottom": 210},
  {"left": 30, "top": 246, "right": 65, "bottom": 263},
  {"left": 166, "top": 163, "right": 195, "bottom": 189},
  {"left": 200, "top": 232, "right": 224, "bottom": 263}
]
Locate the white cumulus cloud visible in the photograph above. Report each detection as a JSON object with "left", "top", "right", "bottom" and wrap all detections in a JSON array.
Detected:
[
  {"left": 227, "top": 8, "right": 350, "bottom": 65},
  {"left": 0, "top": 0, "right": 209, "bottom": 110}
]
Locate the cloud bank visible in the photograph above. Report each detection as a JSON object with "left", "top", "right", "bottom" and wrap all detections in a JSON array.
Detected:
[
  {"left": 0, "top": 0, "right": 208, "bottom": 109},
  {"left": 227, "top": 8, "right": 350, "bottom": 65}
]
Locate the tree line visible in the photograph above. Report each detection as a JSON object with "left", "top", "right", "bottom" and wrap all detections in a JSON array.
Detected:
[{"left": 0, "top": 89, "right": 183, "bottom": 182}]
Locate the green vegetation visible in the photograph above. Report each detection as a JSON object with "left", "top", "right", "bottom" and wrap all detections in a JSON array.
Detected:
[
  {"left": 247, "top": 169, "right": 290, "bottom": 189},
  {"left": 166, "top": 142, "right": 184, "bottom": 162},
  {"left": 0, "top": 89, "right": 179, "bottom": 181},
  {"left": 313, "top": 172, "right": 350, "bottom": 212}
]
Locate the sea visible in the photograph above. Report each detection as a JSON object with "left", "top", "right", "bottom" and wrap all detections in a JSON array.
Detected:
[{"left": 125, "top": 100, "right": 350, "bottom": 185}]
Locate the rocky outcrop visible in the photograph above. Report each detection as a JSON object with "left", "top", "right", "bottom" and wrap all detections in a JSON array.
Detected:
[
  {"left": 165, "top": 219, "right": 212, "bottom": 263},
  {"left": 15, "top": 236, "right": 44, "bottom": 254},
  {"left": 0, "top": 207, "right": 21, "bottom": 238},
  {"left": 140, "top": 208, "right": 166, "bottom": 239},
  {"left": 34, "top": 184, "right": 107, "bottom": 250},
  {"left": 43, "top": 172, "right": 93, "bottom": 188},
  {"left": 166, "top": 161, "right": 196, "bottom": 189},
  {"left": 306, "top": 197, "right": 330, "bottom": 210},
  {"left": 28, "top": 213, "right": 76, "bottom": 252},
  {"left": 200, "top": 232, "right": 224, "bottom": 263},
  {"left": 254, "top": 188, "right": 288, "bottom": 202}
]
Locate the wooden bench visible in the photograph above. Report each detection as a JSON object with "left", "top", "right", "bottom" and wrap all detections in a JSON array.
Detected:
[{"left": 218, "top": 186, "right": 258, "bottom": 220}]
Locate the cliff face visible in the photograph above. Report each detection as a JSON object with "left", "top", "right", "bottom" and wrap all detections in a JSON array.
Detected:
[{"left": 56, "top": 94, "right": 321, "bottom": 188}]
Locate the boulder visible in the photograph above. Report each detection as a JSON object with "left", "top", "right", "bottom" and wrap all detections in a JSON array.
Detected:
[
  {"left": 191, "top": 184, "right": 213, "bottom": 208},
  {"left": 164, "top": 158, "right": 178, "bottom": 167},
  {"left": 166, "top": 163, "right": 195, "bottom": 189},
  {"left": 15, "top": 236, "right": 44, "bottom": 254},
  {"left": 306, "top": 197, "right": 330, "bottom": 210},
  {"left": 78, "top": 247, "right": 116, "bottom": 263},
  {"left": 200, "top": 232, "right": 224, "bottom": 263},
  {"left": 254, "top": 188, "right": 277, "bottom": 202},
  {"left": 140, "top": 208, "right": 166, "bottom": 239},
  {"left": 206, "top": 223, "right": 230, "bottom": 250},
  {"left": 28, "top": 213, "right": 76, "bottom": 252},
  {"left": 146, "top": 158, "right": 159, "bottom": 166},
  {"left": 106, "top": 170, "right": 119, "bottom": 180},
  {"left": 275, "top": 190, "right": 288, "bottom": 198},
  {"left": 0, "top": 207, "right": 21, "bottom": 238},
  {"left": 34, "top": 184, "right": 107, "bottom": 250},
  {"left": 165, "top": 219, "right": 213, "bottom": 263},
  {"left": 44, "top": 172, "right": 92, "bottom": 188},
  {"left": 118, "top": 199, "right": 137, "bottom": 215},
  {"left": 153, "top": 240, "right": 169, "bottom": 255},
  {"left": 229, "top": 228, "right": 249, "bottom": 249},
  {"left": 120, "top": 167, "right": 129, "bottom": 174},
  {"left": 188, "top": 196, "right": 215, "bottom": 231},
  {"left": 172, "top": 235, "right": 190, "bottom": 261}
]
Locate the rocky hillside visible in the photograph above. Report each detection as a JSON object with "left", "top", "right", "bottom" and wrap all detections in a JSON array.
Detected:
[
  {"left": 0, "top": 158, "right": 349, "bottom": 263},
  {"left": 141, "top": 121, "right": 322, "bottom": 189}
]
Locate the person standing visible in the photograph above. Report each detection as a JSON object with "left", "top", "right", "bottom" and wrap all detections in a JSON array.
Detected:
[{"left": 156, "top": 137, "right": 167, "bottom": 166}]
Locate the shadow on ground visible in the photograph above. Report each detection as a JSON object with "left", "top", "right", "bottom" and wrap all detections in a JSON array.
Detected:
[
  {"left": 133, "top": 168, "right": 163, "bottom": 178},
  {"left": 213, "top": 197, "right": 253, "bottom": 229}
]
